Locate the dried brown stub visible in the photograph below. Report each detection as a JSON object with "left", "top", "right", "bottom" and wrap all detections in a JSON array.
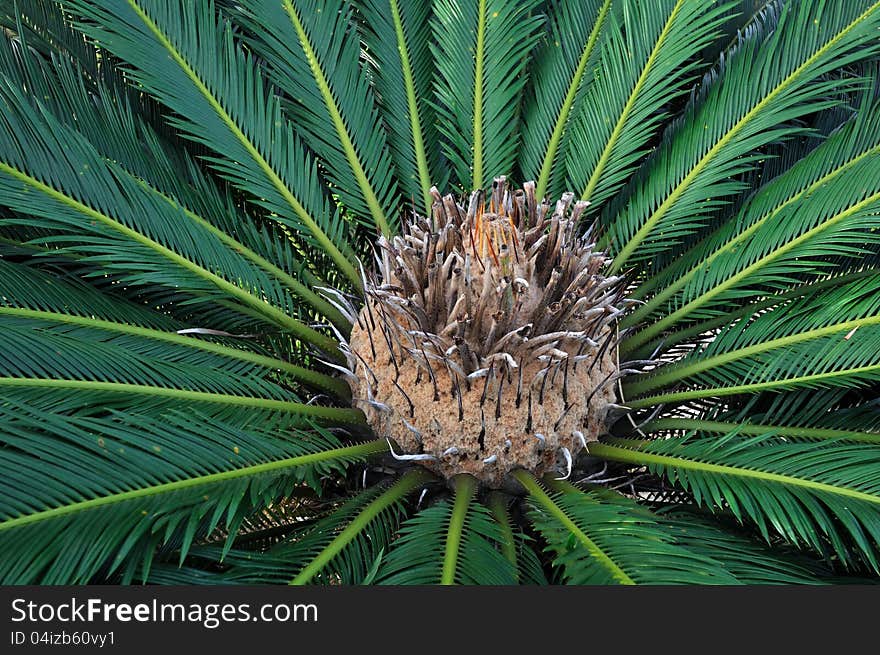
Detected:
[{"left": 342, "top": 177, "right": 626, "bottom": 488}]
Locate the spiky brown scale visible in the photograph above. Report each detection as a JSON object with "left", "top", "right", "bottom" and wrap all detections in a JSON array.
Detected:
[{"left": 345, "top": 178, "right": 625, "bottom": 488}]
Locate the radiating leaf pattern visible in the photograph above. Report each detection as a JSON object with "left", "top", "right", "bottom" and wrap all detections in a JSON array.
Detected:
[{"left": 1, "top": 0, "right": 879, "bottom": 584}]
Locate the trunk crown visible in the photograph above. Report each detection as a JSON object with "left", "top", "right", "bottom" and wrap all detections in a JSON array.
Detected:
[{"left": 346, "top": 177, "right": 624, "bottom": 487}]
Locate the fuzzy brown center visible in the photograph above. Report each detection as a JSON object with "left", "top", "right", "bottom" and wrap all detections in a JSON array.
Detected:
[{"left": 344, "top": 178, "right": 624, "bottom": 488}]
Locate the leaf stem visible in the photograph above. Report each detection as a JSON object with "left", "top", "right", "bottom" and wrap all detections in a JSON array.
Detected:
[
  {"left": 0, "top": 441, "right": 386, "bottom": 532},
  {"left": 441, "top": 474, "right": 476, "bottom": 585},
  {"left": 0, "top": 377, "right": 363, "bottom": 421},
  {"left": 627, "top": 315, "right": 880, "bottom": 396},
  {"left": 388, "top": 0, "right": 433, "bottom": 214},
  {"left": 580, "top": 0, "right": 681, "bottom": 202},
  {"left": 124, "top": 0, "right": 362, "bottom": 287},
  {"left": 0, "top": 307, "right": 349, "bottom": 397},
  {"left": 625, "top": 363, "right": 880, "bottom": 409},
  {"left": 488, "top": 492, "right": 517, "bottom": 573},
  {"left": 536, "top": 0, "right": 611, "bottom": 200},
  {"left": 0, "top": 160, "right": 344, "bottom": 359},
  {"left": 471, "top": 0, "right": 487, "bottom": 190},
  {"left": 588, "top": 440, "right": 880, "bottom": 506},
  {"left": 282, "top": 0, "right": 391, "bottom": 237},
  {"left": 640, "top": 418, "right": 880, "bottom": 444},
  {"left": 609, "top": 1, "right": 880, "bottom": 273},
  {"left": 512, "top": 470, "right": 634, "bottom": 584},
  {"left": 643, "top": 418, "right": 880, "bottom": 444},
  {"left": 290, "top": 469, "right": 430, "bottom": 584}
]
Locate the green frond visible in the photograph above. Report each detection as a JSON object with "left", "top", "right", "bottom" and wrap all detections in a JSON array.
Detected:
[
  {"left": 0, "top": 49, "right": 342, "bottom": 355},
  {"left": 488, "top": 493, "right": 549, "bottom": 584},
  {"left": 141, "top": 564, "right": 234, "bottom": 585},
  {"left": 603, "top": 0, "right": 880, "bottom": 272},
  {"left": 432, "top": 0, "right": 544, "bottom": 189},
  {"left": 289, "top": 471, "right": 427, "bottom": 584},
  {"left": 626, "top": 268, "right": 880, "bottom": 360},
  {"left": 707, "top": 390, "right": 880, "bottom": 443},
  {"left": 1, "top": 0, "right": 100, "bottom": 74},
  {"left": 376, "top": 477, "right": 517, "bottom": 584},
  {"left": 627, "top": 273, "right": 880, "bottom": 399},
  {"left": 0, "top": 396, "right": 383, "bottom": 583},
  {"left": 518, "top": 0, "right": 611, "bottom": 199},
  {"left": 624, "top": 90, "right": 880, "bottom": 350},
  {"left": 591, "top": 435, "right": 880, "bottom": 570},
  {"left": 356, "top": 0, "right": 441, "bottom": 214},
  {"left": 230, "top": 0, "right": 398, "bottom": 236},
  {"left": 657, "top": 508, "right": 838, "bottom": 584},
  {"left": 516, "top": 472, "right": 739, "bottom": 584},
  {"left": 13, "top": 39, "right": 343, "bottom": 323},
  {"left": 60, "top": 0, "right": 360, "bottom": 287},
  {"left": 0, "top": 259, "right": 347, "bottom": 397},
  {"left": 566, "top": 0, "right": 732, "bottom": 209},
  {"left": 0, "top": 307, "right": 363, "bottom": 422},
  {"left": 205, "top": 472, "right": 422, "bottom": 584},
  {"left": 644, "top": 418, "right": 880, "bottom": 446}
]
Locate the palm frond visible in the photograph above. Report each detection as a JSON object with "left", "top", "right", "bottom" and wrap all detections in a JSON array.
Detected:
[
  {"left": 624, "top": 89, "right": 880, "bottom": 351},
  {"left": 376, "top": 476, "right": 517, "bottom": 584},
  {"left": 230, "top": 0, "right": 399, "bottom": 237},
  {"left": 0, "top": 290, "right": 364, "bottom": 423},
  {"left": 516, "top": 473, "right": 739, "bottom": 584},
  {"left": 356, "top": 0, "right": 441, "bottom": 215},
  {"left": 0, "top": 43, "right": 342, "bottom": 356},
  {"left": 432, "top": 0, "right": 544, "bottom": 189},
  {"left": 0, "top": 259, "right": 347, "bottom": 396},
  {"left": 643, "top": 418, "right": 880, "bottom": 446},
  {"left": 3, "top": 0, "right": 880, "bottom": 586},
  {"left": 565, "top": 0, "right": 732, "bottom": 209},
  {"left": 592, "top": 434, "right": 880, "bottom": 570},
  {"left": 60, "top": 0, "right": 359, "bottom": 287},
  {"left": 0, "top": 397, "right": 382, "bottom": 584},
  {"left": 205, "top": 473, "right": 423, "bottom": 584},
  {"left": 627, "top": 273, "right": 880, "bottom": 402},
  {"left": 603, "top": 0, "right": 880, "bottom": 272},
  {"left": 0, "top": 21, "right": 344, "bottom": 325},
  {"left": 517, "top": 0, "right": 611, "bottom": 198},
  {"left": 657, "top": 508, "right": 840, "bottom": 584}
]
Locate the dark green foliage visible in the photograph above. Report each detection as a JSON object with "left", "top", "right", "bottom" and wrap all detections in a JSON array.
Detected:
[{"left": 1, "top": 0, "right": 879, "bottom": 584}]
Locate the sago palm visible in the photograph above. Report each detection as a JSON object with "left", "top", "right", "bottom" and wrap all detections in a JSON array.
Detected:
[{"left": 1, "top": 0, "right": 880, "bottom": 585}]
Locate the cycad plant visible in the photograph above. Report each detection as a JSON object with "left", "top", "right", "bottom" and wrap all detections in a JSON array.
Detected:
[{"left": 2, "top": 0, "right": 880, "bottom": 585}]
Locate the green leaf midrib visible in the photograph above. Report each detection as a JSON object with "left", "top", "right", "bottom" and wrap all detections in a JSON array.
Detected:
[
  {"left": 290, "top": 469, "right": 429, "bottom": 585},
  {"left": 622, "top": 142, "right": 880, "bottom": 336},
  {"left": 629, "top": 314, "right": 880, "bottom": 396},
  {"left": 608, "top": 1, "right": 880, "bottom": 273},
  {"left": 626, "top": 269, "right": 880, "bottom": 359},
  {"left": 0, "top": 440, "right": 385, "bottom": 532},
  {"left": 643, "top": 418, "right": 880, "bottom": 444},
  {"left": 590, "top": 441, "right": 880, "bottom": 506},
  {"left": 513, "top": 470, "right": 635, "bottom": 585},
  {"left": 536, "top": 0, "right": 611, "bottom": 200},
  {"left": 123, "top": 0, "right": 361, "bottom": 287},
  {"left": 0, "top": 158, "right": 342, "bottom": 358},
  {"left": 0, "top": 376, "right": 363, "bottom": 422},
  {"left": 489, "top": 492, "right": 518, "bottom": 572},
  {"left": 388, "top": 0, "right": 432, "bottom": 214},
  {"left": 580, "top": 0, "right": 683, "bottom": 202},
  {"left": 471, "top": 0, "right": 487, "bottom": 190},
  {"left": 281, "top": 0, "right": 390, "bottom": 237},
  {"left": 627, "top": 363, "right": 880, "bottom": 409},
  {"left": 442, "top": 474, "right": 475, "bottom": 585},
  {"left": 0, "top": 306, "right": 348, "bottom": 397},
  {"left": 625, "top": 187, "right": 880, "bottom": 351},
  {"left": 130, "top": 174, "right": 346, "bottom": 328}
]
